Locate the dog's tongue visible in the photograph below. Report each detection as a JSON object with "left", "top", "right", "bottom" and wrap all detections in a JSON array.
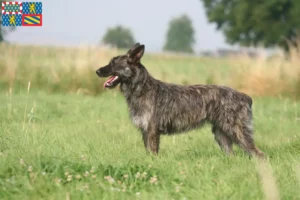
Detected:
[{"left": 103, "top": 76, "right": 117, "bottom": 88}]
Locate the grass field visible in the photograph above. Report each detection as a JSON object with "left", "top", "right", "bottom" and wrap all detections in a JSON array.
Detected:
[
  {"left": 1, "top": 90, "right": 300, "bottom": 199},
  {"left": 0, "top": 44, "right": 300, "bottom": 199}
]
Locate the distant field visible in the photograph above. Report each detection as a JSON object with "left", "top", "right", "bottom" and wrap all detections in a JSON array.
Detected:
[
  {"left": 0, "top": 44, "right": 300, "bottom": 199},
  {"left": 1, "top": 44, "right": 299, "bottom": 98},
  {"left": 0, "top": 44, "right": 236, "bottom": 96}
]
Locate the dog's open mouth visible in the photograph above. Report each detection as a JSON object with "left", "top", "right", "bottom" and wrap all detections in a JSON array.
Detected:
[{"left": 103, "top": 76, "right": 121, "bottom": 88}]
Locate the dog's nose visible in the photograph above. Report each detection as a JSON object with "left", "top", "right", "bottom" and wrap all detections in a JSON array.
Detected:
[{"left": 96, "top": 69, "right": 100, "bottom": 76}]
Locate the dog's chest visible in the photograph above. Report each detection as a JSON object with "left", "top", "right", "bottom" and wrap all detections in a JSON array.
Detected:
[
  {"left": 121, "top": 83, "right": 154, "bottom": 131},
  {"left": 128, "top": 100, "right": 153, "bottom": 131}
]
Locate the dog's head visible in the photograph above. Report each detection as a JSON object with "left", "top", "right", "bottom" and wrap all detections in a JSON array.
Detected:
[{"left": 96, "top": 43, "right": 145, "bottom": 89}]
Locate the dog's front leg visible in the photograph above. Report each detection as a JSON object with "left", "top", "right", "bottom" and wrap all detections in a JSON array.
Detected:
[{"left": 142, "top": 131, "right": 160, "bottom": 155}]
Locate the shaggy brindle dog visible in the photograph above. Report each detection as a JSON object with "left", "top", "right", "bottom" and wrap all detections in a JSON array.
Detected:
[{"left": 96, "top": 43, "right": 264, "bottom": 158}]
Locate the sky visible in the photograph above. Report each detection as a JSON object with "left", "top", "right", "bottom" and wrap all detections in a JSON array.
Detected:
[{"left": 5, "top": 0, "right": 234, "bottom": 53}]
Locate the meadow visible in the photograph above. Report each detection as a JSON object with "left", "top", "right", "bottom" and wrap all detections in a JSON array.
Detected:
[{"left": 0, "top": 44, "right": 300, "bottom": 200}]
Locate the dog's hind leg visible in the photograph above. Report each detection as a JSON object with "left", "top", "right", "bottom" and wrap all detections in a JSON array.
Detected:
[{"left": 212, "top": 126, "right": 233, "bottom": 155}]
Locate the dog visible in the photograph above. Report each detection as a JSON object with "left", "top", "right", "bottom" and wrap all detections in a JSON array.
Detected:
[{"left": 96, "top": 43, "right": 264, "bottom": 158}]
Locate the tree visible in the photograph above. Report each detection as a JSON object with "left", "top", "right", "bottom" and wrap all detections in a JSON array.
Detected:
[
  {"left": 164, "top": 15, "right": 195, "bottom": 53},
  {"left": 201, "top": 0, "right": 300, "bottom": 51},
  {"left": 102, "top": 25, "right": 135, "bottom": 49}
]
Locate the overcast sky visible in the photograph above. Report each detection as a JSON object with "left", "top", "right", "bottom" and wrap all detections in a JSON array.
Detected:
[{"left": 5, "top": 0, "right": 234, "bottom": 52}]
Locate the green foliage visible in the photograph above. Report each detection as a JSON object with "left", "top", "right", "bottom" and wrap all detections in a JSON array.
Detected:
[
  {"left": 164, "top": 14, "right": 195, "bottom": 53},
  {"left": 102, "top": 25, "right": 135, "bottom": 49},
  {"left": 201, "top": 0, "right": 300, "bottom": 50}
]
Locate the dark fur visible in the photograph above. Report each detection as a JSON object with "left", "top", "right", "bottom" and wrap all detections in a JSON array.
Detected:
[{"left": 96, "top": 43, "right": 264, "bottom": 158}]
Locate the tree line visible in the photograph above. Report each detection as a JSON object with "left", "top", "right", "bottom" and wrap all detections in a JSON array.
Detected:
[
  {"left": 1, "top": 0, "right": 299, "bottom": 53},
  {"left": 102, "top": 14, "right": 195, "bottom": 53},
  {"left": 102, "top": 0, "right": 300, "bottom": 53}
]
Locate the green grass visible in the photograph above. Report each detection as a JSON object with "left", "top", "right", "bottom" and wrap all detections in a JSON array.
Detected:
[
  {"left": 1, "top": 90, "right": 300, "bottom": 200},
  {"left": 0, "top": 43, "right": 300, "bottom": 199}
]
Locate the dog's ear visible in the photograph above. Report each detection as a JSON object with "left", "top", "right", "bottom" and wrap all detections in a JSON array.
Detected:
[
  {"left": 127, "top": 43, "right": 140, "bottom": 56},
  {"left": 128, "top": 45, "right": 145, "bottom": 63}
]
